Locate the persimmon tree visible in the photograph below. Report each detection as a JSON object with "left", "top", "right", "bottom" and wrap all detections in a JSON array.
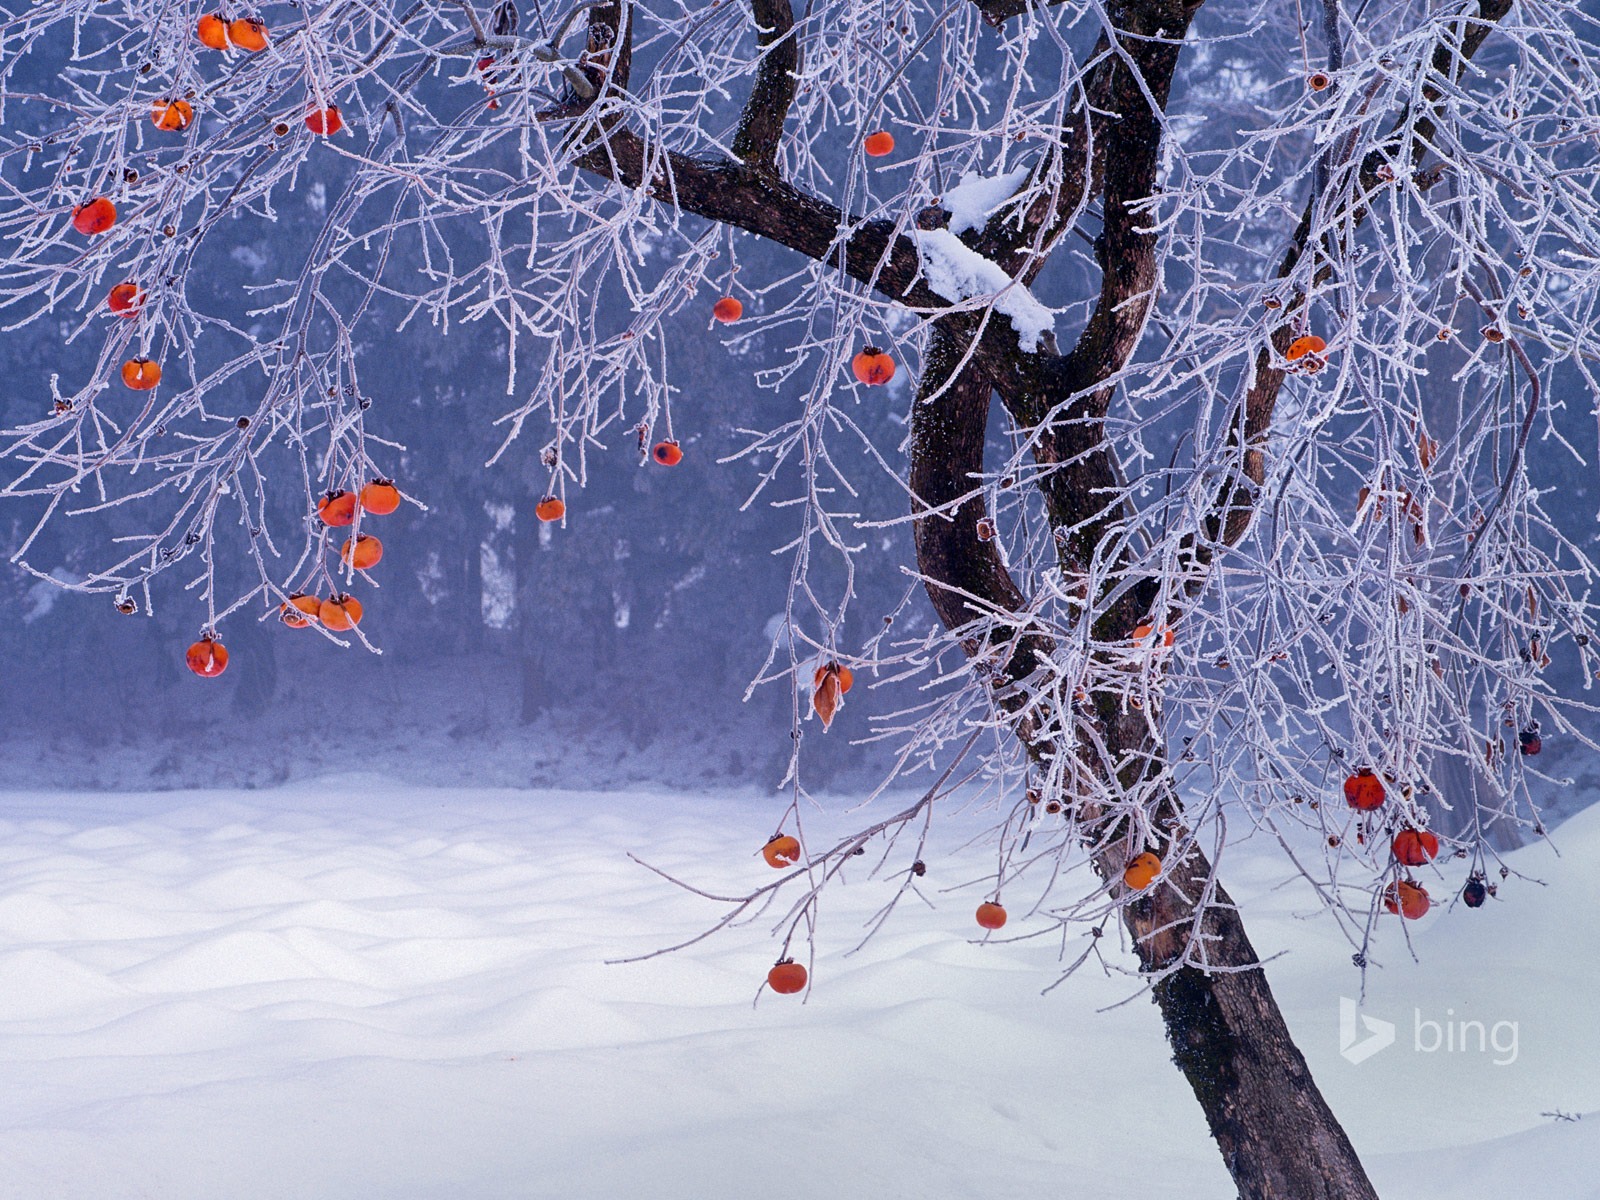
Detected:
[{"left": 5, "top": 0, "right": 1600, "bottom": 1196}]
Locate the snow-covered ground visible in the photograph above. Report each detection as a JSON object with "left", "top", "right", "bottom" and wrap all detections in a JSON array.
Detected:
[{"left": 0, "top": 779, "right": 1595, "bottom": 1199}]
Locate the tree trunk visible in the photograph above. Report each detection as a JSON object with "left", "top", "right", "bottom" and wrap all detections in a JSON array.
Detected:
[{"left": 909, "top": 326, "right": 1378, "bottom": 1200}]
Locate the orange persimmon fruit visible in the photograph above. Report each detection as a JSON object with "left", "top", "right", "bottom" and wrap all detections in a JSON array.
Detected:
[
  {"left": 340, "top": 534, "right": 383, "bottom": 570},
  {"left": 851, "top": 346, "right": 896, "bottom": 386},
  {"left": 317, "top": 490, "right": 357, "bottom": 527},
  {"left": 712, "top": 296, "right": 742, "bottom": 323},
  {"left": 1342, "top": 768, "right": 1386, "bottom": 811},
  {"left": 306, "top": 106, "right": 342, "bottom": 136},
  {"left": 185, "top": 636, "right": 228, "bottom": 678},
  {"left": 121, "top": 358, "right": 161, "bottom": 390},
  {"left": 1123, "top": 851, "right": 1162, "bottom": 890},
  {"left": 319, "top": 593, "right": 363, "bottom": 631},
  {"left": 975, "top": 900, "right": 1007, "bottom": 930},
  {"left": 196, "top": 13, "right": 228, "bottom": 48},
  {"left": 151, "top": 99, "right": 194, "bottom": 131},
  {"left": 812, "top": 668, "right": 843, "bottom": 729},
  {"left": 72, "top": 198, "right": 117, "bottom": 236},
  {"left": 762, "top": 834, "right": 801, "bottom": 869},
  {"left": 813, "top": 662, "right": 853, "bottom": 695},
  {"left": 280, "top": 593, "right": 321, "bottom": 628},
  {"left": 1391, "top": 829, "right": 1440, "bottom": 867},
  {"left": 1383, "top": 880, "right": 1430, "bottom": 919},
  {"left": 359, "top": 479, "right": 401, "bottom": 515},
  {"left": 767, "top": 959, "right": 807, "bottom": 994},
  {"left": 1132, "top": 622, "right": 1175, "bottom": 649},
  {"left": 1286, "top": 334, "right": 1327, "bottom": 361},
  {"left": 228, "top": 17, "right": 269, "bottom": 51},
  {"left": 652, "top": 440, "right": 683, "bottom": 466},
  {"left": 535, "top": 495, "right": 565, "bottom": 522},
  {"left": 107, "top": 282, "right": 144, "bottom": 316},
  {"left": 863, "top": 130, "right": 895, "bottom": 157}
]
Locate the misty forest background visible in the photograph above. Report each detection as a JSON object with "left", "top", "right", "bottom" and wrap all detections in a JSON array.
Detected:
[{"left": 2, "top": 15, "right": 1599, "bottom": 847}]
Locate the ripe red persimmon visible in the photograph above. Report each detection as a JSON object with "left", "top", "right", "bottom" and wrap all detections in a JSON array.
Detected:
[
  {"left": 72, "top": 198, "right": 117, "bottom": 236},
  {"left": 306, "top": 106, "right": 343, "bottom": 136},
  {"left": 1286, "top": 334, "right": 1327, "bottom": 361},
  {"left": 1391, "top": 829, "right": 1440, "bottom": 867},
  {"left": 340, "top": 534, "right": 383, "bottom": 570},
  {"left": 851, "top": 347, "right": 896, "bottom": 386},
  {"left": 317, "top": 490, "right": 357, "bottom": 527},
  {"left": 107, "top": 282, "right": 144, "bottom": 316},
  {"left": 712, "top": 296, "right": 742, "bottom": 323},
  {"left": 1132, "top": 622, "right": 1175, "bottom": 649},
  {"left": 319, "top": 593, "right": 363, "bottom": 631},
  {"left": 359, "top": 479, "right": 401, "bottom": 515},
  {"left": 1342, "top": 768, "right": 1386, "bottom": 811},
  {"left": 762, "top": 834, "right": 801, "bottom": 868},
  {"left": 196, "top": 13, "right": 228, "bottom": 48},
  {"left": 185, "top": 636, "right": 228, "bottom": 678},
  {"left": 280, "top": 594, "right": 321, "bottom": 628},
  {"left": 975, "top": 900, "right": 1007, "bottom": 930},
  {"left": 1123, "top": 851, "right": 1162, "bottom": 890},
  {"left": 121, "top": 358, "right": 161, "bottom": 390},
  {"left": 229, "top": 17, "right": 269, "bottom": 51},
  {"left": 863, "top": 130, "right": 895, "bottom": 157},
  {"left": 535, "top": 495, "right": 565, "bottom": 522},
  {"left": 1383, "top": 880, "right": 1430, "bottom": 920},
  {"left": 151, "top": 99, "right": 195, "bottom": 131},
  {"left": 767, "top": 960, "right": 807, "bottom": 994},
  {"left": 812, "top": 663, "right": 854, "bottom": 695},
  {"left": 652, "top": 440, "right": 683, "bottom": 466}
]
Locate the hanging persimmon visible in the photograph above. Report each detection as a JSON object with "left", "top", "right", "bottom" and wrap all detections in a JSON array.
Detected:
[
  {"left": 317, "top": 490, "right": 357, "bottom": 526},
  {"left": 151, "top": 99, "right": 194, "bottom": 131},
  {"left": 1342, "top": 767, "right": 1385, "bottom": 811},
  {"left": 1462, "top": 877, "right": 1488, "bottom": 908},
  {"left": 975, "top": 900, "right": 1007, "bottom": 930},
  {"left": 712, "top": 296, "right": 743, "bottom": 323},
  {"left": 1123, "top": 851, "right": 1162, "bottom": 890},
  {"left": 535, "top": 495, "right": 565, "bottom": 522},
  {"left": 1132, "top": 622, "right": 1175, "bottom": 649},
  {"left": 319, "top": 593, "right": 363, "bottom": 631},
  {"left": 1383, "top": 879, "right": 1430, "bottom": 919},
  {"left": 71, "top": 198, "right": 117, "bottom": 236},
  {"left": 851, "top": 346, "right": 896, "bottom": 386},
  {"left": 812, "top": 662, "right": 853, "bottom": 695},
  {"left": 761, "top": 834, "right": 801, "bottom": 868},
  {"left": 767, "top": 959, "right": 807, "bottom": 994},
  {"left": 306, "top": 106, "right": 342, "bottom": 136},
  {"left": 359, "top": 479, "right": 401, "bottom": 515},
  {"left": 280, "top": 593, "right": 321, "bottom": 628},
  {"left": 228, "top": 17, "right": 269, "bottom": 51},
  {"left": 120, "top": 358, "right": 161, "bottom": 390},
  {"left": 1391, "top": 829, "right": 1440, "bottom": 867},
  {"left": 652, "top": 440, "right": 683, "bottom": 466},
  {"left": 340, "top": 534, "right": 383, "bottom": 570},
  {"left": 196, "top": 13, "right": 228, "bottom": 48},
  {"left": 107, "top": 282, "right": 144, "bottom": 316},
  {"left": 1307, "top": 71, "right": 1331, "bottom": 91},
  {"left": 1286, "top": 334, "right": 1327, "bottom": 362},
  {"left": 863, "top": 130, "right": 895, "bottom": 157},
  {"left": 1518, "top": 723, "right": 1542, "bottom": 756},
  {"left": 812, "top": 667, "right": 843, "bottom": 729},
  {"left": 185, "top": 636, "right": 229, "bottom": 678}
]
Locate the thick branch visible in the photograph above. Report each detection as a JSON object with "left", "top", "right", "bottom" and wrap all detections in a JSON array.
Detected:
[
  {"left": 731, "top": 0, "right": 800, "bottom": 170},
  {"left": 570, "top": 130, "right": 1049, "bottom": 392}
]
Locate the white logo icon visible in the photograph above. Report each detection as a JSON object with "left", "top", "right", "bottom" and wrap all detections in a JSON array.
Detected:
[{"left": 1339, "top": 997, "right": 1396, "bottom": 1065}]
